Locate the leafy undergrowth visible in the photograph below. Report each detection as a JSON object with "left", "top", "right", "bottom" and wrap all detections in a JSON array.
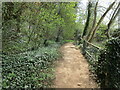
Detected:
[
  {"left": 2, "top": 46, "right": 61, "bottom": 88},
  {"left": 96, "top": 37, "right": 120, "bottom": 88},
  {"left": 84, "top": 38, "right": 120, "bottom": 88}
]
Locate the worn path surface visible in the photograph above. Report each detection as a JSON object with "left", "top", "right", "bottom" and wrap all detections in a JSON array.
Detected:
[{"left": 53, "top": 43, "right": 98, "bottom": 88}]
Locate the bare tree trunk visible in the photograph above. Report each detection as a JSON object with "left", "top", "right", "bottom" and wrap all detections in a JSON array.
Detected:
[
  {"left": 55, "top": 2, "right": 63, "bottom": 42},
  {"left": 27, "top": 24, "right": 34, "bottom": 44},
  {"left": 106, "top": 2, "right": 120, "bottom": 39},
  {"left": 82, "top": 1, "right": 92, "bottom": 38},
  {"left": 55, "top": 28, "right": 63, "bottom": 42},
  {"left": 86, "top": 1, "right": 98, "bottom": 40},
  {"left": 88, "top": 1, "right": 116, "bottom": 42}
]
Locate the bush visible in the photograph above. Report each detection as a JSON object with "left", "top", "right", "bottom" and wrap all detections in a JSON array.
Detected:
[
  {"left": 2, "top": 47, "right": 60, "bottom": 88},
  {"left": 96, "top": 37, "right": 120, "bottom": 88},
  {"left": 47, "top": 40, "right": 61, "bottom": 48},
  {"left": 64, "top": 40, "right": 74, "bottom": 43},
  {"left": 112, "top": 28, "right": 120, "bottom": 38}
]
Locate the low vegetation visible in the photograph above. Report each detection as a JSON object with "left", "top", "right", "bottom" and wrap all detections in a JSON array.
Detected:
[
  {"left": 96, "top": 37, "right": 120, "bottom": 88},
  {"left": 2, "top": 45, "right": 61, "bottom": 88}
]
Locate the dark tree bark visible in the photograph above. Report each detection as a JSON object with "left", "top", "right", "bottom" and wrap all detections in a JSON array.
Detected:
[
  {"left": 106, "top": 2, "right": 120, "bottom": 39},
  {"left": 82, "top": 1, "right": 92, "bottom": 38},
  {"left": 88, "top": 1, "right": 116, "bottom": 42},
  {"left": 86, "top": 1, "right": 98, "bottom": 40},
  {"left": 55, "top": 28, "right": 63, "bottom": 42},
  {"left": 55, "top": 3, "right": 63, "bottom": 42}
]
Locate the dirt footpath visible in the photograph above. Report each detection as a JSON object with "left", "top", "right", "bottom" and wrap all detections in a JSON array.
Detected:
[{"left": 53, "top": 43, "right": 98, "bottom": 88}]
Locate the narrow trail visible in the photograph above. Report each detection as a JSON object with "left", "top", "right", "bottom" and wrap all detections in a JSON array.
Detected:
[{"left": 53, "top": 43, "right": 98, "bottom": 88}]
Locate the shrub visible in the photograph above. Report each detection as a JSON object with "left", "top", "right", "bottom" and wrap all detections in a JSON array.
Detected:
[
  {"left": 96, "top": 37, "right": 120, "bottom": 88},
  {"left": 2, "top": 47, "right": 60, "bottom": 88}
]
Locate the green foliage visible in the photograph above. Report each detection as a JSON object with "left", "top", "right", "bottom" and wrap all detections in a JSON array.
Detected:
[
  {"left": 46, "top": 40, "right": 61, "bottom": 48},
  {"left": 2, "top": 47, "right": 60, "bottom": 88},
  {"left": 95, "top": 24, "right": 107, "bottom": 42},
  {"left": 112, "top": 28, "right": 120, "bottom": 38},
  {"left": 2, "top": 2, "right": 77, "bottom": 88},
  {"left": 2, "top": 2, "right": 77, "bottom": 54},
  {"left": 96, "top": 38, "right": 120, "bottom": 88},
  {"left": 64, "top": 40, "right": 74, "bottom": 43}
]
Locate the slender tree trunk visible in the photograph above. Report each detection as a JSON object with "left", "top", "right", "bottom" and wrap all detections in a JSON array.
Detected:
[
  {"left": 106, "top": 3, "right": 120, "bottom": 39},
  {"left": 55, "top": 2, "right": 63, "bottom": 42},
  {"left": 82, "top": 1, "right": 92, "bottom": 38},
  {"left": 86, "top": 1, "right": 98, "bottom": 40},
  {"left": 88, "top": 1, "right": 116, "bottom": 42},
  {"left": 55, "top": 28, "right": 62, "bottom": 42},
  {"left": 27, "top": 24, "right": 34, "bottom": 44}
]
